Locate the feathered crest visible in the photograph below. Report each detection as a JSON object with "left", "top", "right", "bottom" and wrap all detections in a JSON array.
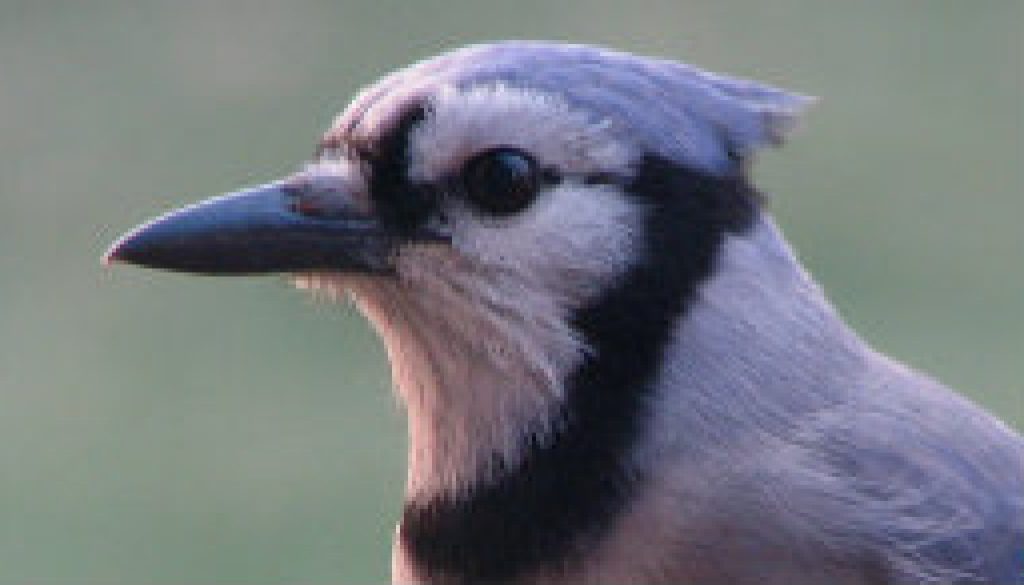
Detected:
[{"left": 335, "top": 41, "right": 815, "bottom": 174}]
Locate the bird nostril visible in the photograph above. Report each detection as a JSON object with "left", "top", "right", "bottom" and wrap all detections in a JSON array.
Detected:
[
  {"left": 288, "top": 193, "right": 333, "bottom": 219},
  {"left": 292, "top": 197, "right": 320, "bottom": 217},
  {"left": 279, "top": 178, "right": 332, "bottom": 218},
  {"left": 280, "top": 179, "right": 309, "bottom": 201},
  {"left": 287, "top": 188, "right": 366, "bottom": 220}
]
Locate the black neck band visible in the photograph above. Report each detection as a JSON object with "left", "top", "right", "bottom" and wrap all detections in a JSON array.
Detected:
[{"left": 399, "top": 155, "right": 759, "bottom": 584}]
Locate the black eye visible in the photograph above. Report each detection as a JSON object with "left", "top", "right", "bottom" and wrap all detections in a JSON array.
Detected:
[{"left": 462, "top": 147, "right": 542, "bottom": 215}]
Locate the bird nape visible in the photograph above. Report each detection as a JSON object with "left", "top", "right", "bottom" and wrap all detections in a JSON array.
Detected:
[{"left": 104, "top": 42, "right": 1024, "bottom": 585}]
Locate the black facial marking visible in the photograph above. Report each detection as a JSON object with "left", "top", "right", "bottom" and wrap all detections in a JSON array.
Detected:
[
  {"left": 359, "top": 103, "right": 439, "bottom": 235},
  {"left": 400, "top": 154, "right": 760, "bottom": 584}
]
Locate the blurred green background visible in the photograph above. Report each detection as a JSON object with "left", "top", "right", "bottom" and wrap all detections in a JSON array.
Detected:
[{"left": 1, "top": 1, "right": 1020, "bottom": 582}]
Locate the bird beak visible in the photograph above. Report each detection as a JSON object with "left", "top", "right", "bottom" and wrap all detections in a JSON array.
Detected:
[{"left": 103, "top": 180, "right": 401, "bottom": 275}]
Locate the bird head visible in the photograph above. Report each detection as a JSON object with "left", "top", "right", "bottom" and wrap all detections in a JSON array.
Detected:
[
  {"left": 107, "top": 41, "right": 809, "bottom": 325},
  {"left": 105, "top": 42, "right": 813, "bottom": 491}
]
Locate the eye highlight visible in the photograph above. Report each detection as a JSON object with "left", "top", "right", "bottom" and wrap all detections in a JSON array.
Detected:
[{"left": 461, "top": 147, "right": 543, "bottom": 215}]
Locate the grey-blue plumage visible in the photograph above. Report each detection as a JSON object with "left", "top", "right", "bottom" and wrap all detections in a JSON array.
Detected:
[{"left": 106, "top": 42, "right": 1024, "bottom": 584}]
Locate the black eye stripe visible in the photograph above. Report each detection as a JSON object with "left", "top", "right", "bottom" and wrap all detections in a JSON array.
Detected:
[
  {"left": 361, "top": 104, "right": 435, "bottom": 234},
  {"left": 580, "top": 171, "right": 626, "bottom": 187},
  {"left": 538, "top": 166, "right": 561, "bottom": 186},
  {"left": 352, "top": 102, "right": 631, "bottom": 231},
  {"left": 455, "top": 149, "right": 628, "bottom": 215}
]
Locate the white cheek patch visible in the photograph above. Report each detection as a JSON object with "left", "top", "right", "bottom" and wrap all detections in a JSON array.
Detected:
[
  {"left": 448, "top": 181, "right": 642, "bottom": 307},
  {"left": 406, "top": 84, "right": 634, "bottom": 182},
  {"left": 349, "top": 183, "right": 644, "bottom": 495}
]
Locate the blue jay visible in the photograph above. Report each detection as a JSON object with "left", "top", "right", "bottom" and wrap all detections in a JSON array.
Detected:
[{"left": 106, "top": 42, "right": 1024, "bottom": 584}]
